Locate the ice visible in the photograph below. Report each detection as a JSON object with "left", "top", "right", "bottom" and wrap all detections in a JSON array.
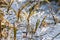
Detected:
[{"left": 1, "top": 0, "right": 60, "bottom": 40}]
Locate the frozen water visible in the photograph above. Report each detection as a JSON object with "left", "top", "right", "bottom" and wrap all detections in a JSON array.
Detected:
[{"left": 1, "top": 0, "right": 60, "bottom": 40}]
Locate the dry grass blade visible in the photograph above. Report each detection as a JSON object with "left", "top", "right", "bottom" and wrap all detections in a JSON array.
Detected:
[
  {"left": 33, "top": 19, "right": 40, "bottom": 33},
  {"left": 27, "top": 11, "right": 35, "bottom": 33},
  {"left": 29, "top": 2, "right": 38, "bottom": 13},
  {"left": 45, "top": 0, "right": 50, "bottom": 3},
  {"left": 23, "top": 12, "right": 28, "bottom": 19},
  {"left": 20, "top": 2, "right": 30, "bottom": 10},
  {"left": 10, "top": 0, "right": 14, "bottom": 5},
  {"left": 27, "top": 2, "right": 38, "bottom": 20},
  {"left": 17, "top": 2, "right": 30, "bottom": 20},
  {"left": 10, "top": 7, "right": 18, "bottom": 16},
  {"left": 0, "top": 5, "right": 8, "bottom": 7},
  {"left": 39, "top": 16, "right": 47, "bottom": 28},
  {"left": 0, "top": 0, "right": 9, "bottom": 5},
  {"left": 0, "top": 10, "right": 17, "bottom": 40},
  {"left": 26, "top": 2, "right": 39, "bottom": 34},
  {"left": 7, "top": 0, "right": 14, "bottom": 13},
  {"left": 17, "top": 9, "right": 21, "bottom": 20},
  {"left": 0, "top": 0, "right": 8, "bottom": 8},
  {"left": 0, "top": 14, "right": 4, "bottom": 20},
  {"left": 3, "top": 0, "right": 9, "bottom": 5},
  {"left": 0, "top": 10, "right": 4, "bottom": 20},
  {"left": 13, "top": 23, "right": 17, "bottom": 40},
  {"left": 0, "top": 10, "right": 16, "bottom": 28},
  {"left": 27, "top": 11, "right": 34, "bottom": 21},
  {"left": 20, "top": 11, "right": 28, "bottom": 19}
]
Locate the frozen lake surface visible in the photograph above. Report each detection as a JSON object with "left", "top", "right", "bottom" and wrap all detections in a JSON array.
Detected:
[{"left": 1, "top": 0, "right": 60, "bottom": 40}]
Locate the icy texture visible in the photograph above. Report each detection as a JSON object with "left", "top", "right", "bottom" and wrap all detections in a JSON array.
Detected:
[{"left": 1, "top": 0, "right": 60, "bottom": 40}]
